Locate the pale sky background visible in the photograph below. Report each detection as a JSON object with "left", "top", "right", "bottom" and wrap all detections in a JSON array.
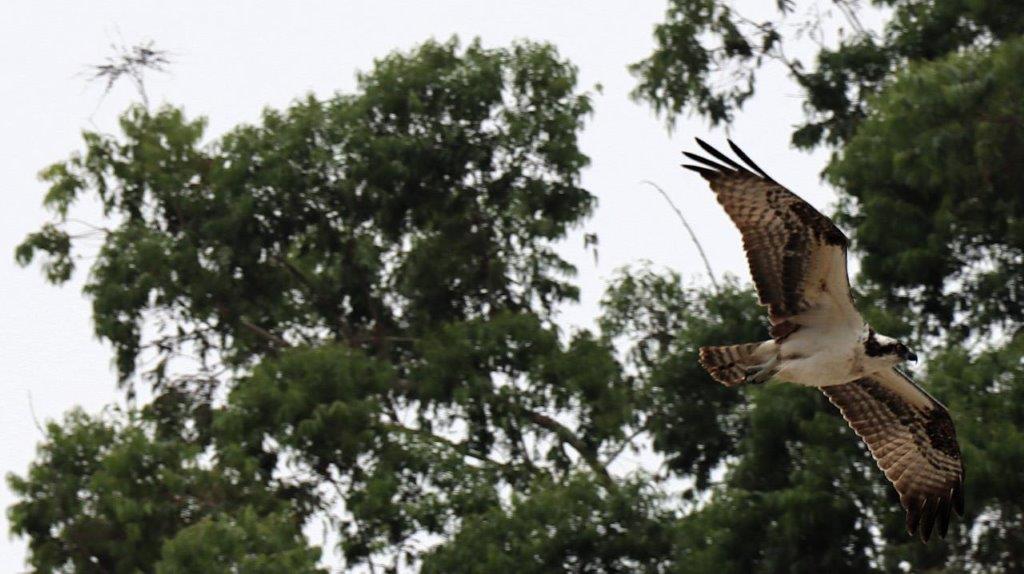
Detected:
[{"left": 0, "top": 1, "right": 873, "bottom": 569}]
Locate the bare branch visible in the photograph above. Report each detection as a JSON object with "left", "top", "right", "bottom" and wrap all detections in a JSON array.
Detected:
[
  {"left": 642, "top": 180, "right": 720, "bottom": 291},
  {"left": 833, "top": 0, "right": 868, "bottom": 36},
  {"left": 606, "top": 426, "right": 647, "bottom": 465},
  {"left": 26, "top": 391, "right": 45, "bottom": 435},
  {"left": 87, "top": 39, "right": 171, "bottom": 108}
]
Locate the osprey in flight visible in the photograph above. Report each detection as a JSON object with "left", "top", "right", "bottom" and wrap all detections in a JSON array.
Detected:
[{"left": 685, "top": 139, "right": 965, "bottom": 542}]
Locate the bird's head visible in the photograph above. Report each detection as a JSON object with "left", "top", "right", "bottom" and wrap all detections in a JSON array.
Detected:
[
  {"left": 864, "top": 329, "right": 918, "bottom": 364},
  {"left": 895, "top": 342, "right": 918, "bottom": 363}
]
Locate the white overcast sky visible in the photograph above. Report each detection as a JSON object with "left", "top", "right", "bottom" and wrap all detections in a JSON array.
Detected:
[{"left": 0, "top": 1, "right": 871, "bottom": 569}]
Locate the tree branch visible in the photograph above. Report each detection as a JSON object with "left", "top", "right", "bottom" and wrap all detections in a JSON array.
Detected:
[
  {"left": 606, "top": 426, "right": 647, "bottom": 465},
  {"left": 523, "top": 409, "right": 616, "bottom": 491},
  {"left": 238, "top": 317, "right": 291, "bottom": 349},
  {"left": 642, "top": 180, "right": 720, "bottom": 291},
  {"left": 383, "top": 422, "right": 520, "bottom": 473}
]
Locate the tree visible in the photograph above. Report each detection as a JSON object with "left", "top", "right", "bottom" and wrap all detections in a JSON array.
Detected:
[
  {"left": 14, "top": 37, "right": 675, "bottom": 571},
  {"left": 8, "top": 408, "right": 316, "bottom": 573}
]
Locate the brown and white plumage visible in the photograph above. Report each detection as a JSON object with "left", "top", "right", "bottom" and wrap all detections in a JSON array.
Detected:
[
  {"left": 823, "top": 369, "right": 964, "bottom": 540},
  {"left": 683, "top": 138, "right": 858, "bottom": 341},
  {"left": 686, "top": 139, "right": 965, "bottom": 541}
]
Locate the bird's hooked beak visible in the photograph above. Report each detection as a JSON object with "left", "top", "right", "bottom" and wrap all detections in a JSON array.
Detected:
[{"left": 900, "top": 346, "right": 918, "bottom": 363}]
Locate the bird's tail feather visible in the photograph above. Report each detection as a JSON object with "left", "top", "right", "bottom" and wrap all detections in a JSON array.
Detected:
[{"left": 699, "top": 342, "right": 768, "bottom": 387}]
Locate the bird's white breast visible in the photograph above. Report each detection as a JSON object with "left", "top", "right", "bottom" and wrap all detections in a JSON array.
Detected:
[{"left": 774, "top": 322, "right": 866, "bottom": 387}]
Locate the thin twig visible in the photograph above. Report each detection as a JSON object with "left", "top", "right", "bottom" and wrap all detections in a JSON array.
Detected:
[
  {"left": 606, "top": 426, "right": 647, "bottom": 465},
  {"left": 26, "top": 391, "right": 44, "bottom": 435},
  {"left": 80, "top": 31, "right": 172, "bottom": 122},
  {"left": 87, "top": 39, "right": 170, "bottom": 108},
  {"left": 834, "top": 0, "right": 867, "bottom": 36},
  {"left": 642, "top": 180, "right": 720, "bottom": 291}
]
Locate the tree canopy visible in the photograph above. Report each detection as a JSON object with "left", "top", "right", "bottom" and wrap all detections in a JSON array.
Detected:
[{"left": 12, "top": 2, "right": 1024, "bottom": 571}]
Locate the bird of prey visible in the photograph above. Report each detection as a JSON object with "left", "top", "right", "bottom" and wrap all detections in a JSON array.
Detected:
[{"left": 685, "top": 139, "right": 965, "bottom": 542}]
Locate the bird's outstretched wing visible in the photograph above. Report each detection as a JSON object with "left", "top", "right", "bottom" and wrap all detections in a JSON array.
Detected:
[
  {"left": 822, "top": 368, "right": 965, "bottom": 541},
  {"left": 682, "top": 139, "right": 860, "bottom": 340}
]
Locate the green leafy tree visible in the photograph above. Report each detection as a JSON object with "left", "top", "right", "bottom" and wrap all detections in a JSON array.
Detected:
[
  {"left": 8, "top": 408, "right": 312, "bottom": 573},
  {"left": 632, "top": 0, "right": 1024, "bottom": 149},
  {"left": 828, "top": 37, "right": 1024, "bottom": 337},
  {"left": 155, "top": 509, "right": 325, "bottom": 574},
  {"left": 14, "top": 37, "right": 690, "bottom": 572}
]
